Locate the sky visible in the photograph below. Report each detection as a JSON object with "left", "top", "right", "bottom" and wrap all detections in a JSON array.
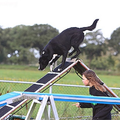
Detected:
[{"left": 0, "top": 0, "right": 120, "bottom": 39}]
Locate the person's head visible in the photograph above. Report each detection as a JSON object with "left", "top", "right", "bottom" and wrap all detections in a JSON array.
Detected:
[{"left": 82, "top": 70, "right": 106, "bottom": 92}]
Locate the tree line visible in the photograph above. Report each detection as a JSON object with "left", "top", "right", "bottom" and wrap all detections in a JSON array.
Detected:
[{"left": 0, "top": 24, "right": 120, "bottom": 71}]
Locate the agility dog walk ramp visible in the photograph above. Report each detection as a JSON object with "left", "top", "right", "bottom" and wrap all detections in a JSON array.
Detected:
[
  {"left": 0, "top": 59, "right": 120, "bottom": 119},
  {"left": 0, "top": 59, "right": 79, "bottom": 119}
]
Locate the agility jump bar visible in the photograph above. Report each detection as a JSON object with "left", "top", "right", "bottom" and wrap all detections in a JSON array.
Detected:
[
  {"left": 23, "top": 92, "right": 120, "bottom": 105},
  {"left": 1, "top": 91, "right": 120, "bottom": 107}
]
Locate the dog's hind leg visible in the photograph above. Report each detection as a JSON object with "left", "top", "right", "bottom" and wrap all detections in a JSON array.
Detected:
[
  {"left": 68, "top": 49, "right": 76, "bottom": 56},
  {"left": 71, "top": 48, "right": 81, "bottom": 59}
]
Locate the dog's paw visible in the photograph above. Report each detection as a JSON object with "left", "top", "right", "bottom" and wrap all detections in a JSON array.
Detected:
[
  {"left": 38, "top": 66, "right": 40, "bottom": 70},
  {"left": 58, "top": 68, "right": 62, "bottom": 72}
]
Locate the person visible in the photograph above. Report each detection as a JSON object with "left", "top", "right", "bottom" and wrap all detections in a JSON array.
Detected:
[{"left": 73, "top": 70, "right": 113, "bottom": 120}]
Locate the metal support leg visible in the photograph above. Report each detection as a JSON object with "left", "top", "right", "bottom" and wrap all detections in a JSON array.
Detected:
[
  {"left": 25, "top": 95, "right": 59, "bottom": 120},
  {"left": 25, "top": 100, "right": 38, "bottom": 120},
  {"left": 44, "top": 105, "right": 49, "bottom": 120},
  {"left": 36, "top": 95, "right": 49, "bottom": 120},
  {"left": 50, "top": 96, "right": 59, "bottom": 120}
]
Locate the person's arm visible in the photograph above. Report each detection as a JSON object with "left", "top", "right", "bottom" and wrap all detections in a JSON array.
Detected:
[
  {"left": 80, "top": 102, "right": 92, "bottom": 108},
  {"left": 73, "top": 102, "right": 92, "bottom": 108}
]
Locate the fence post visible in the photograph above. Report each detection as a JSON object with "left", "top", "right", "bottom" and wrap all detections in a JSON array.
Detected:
[{"left": 48, "top": 83, "right": 52, "bottom": 119}]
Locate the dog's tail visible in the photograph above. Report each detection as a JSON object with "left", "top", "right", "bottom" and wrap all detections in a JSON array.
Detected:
[{"left": 80, "top": 19, "right": 99, "bottom": 31}]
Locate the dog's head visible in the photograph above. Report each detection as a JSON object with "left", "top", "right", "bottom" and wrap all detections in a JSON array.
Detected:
[{"left": 38, "top": 51, "right": 50, "bottom": 70}]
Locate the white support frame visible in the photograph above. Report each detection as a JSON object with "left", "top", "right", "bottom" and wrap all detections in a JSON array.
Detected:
[{"left": 25, "top": 95, "right": 59, "bottom": 120}]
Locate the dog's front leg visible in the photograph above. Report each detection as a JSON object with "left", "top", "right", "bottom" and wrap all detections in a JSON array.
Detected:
[
  {"left": 58, "top": 52, "right": 68, "bottom": 71},
  {"left": 49, "top": 55, "right": 61, "bottom": 65},
  {"left": 49, "top": 55, "right": 61, "bottom": 71}
]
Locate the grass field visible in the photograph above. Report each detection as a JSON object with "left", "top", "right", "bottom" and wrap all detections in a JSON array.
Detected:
[
  {"left": 0, "top": 65, "right": 120, "bottom": 119},
  {"left": 0, "top": 67, "right": 120, "bottom": 87},
  {"left": 0, "top": 67, "right": 120, "bottom": 98},
  {"left": 0, "top": 65, "right": 120, "bottom": 95}
]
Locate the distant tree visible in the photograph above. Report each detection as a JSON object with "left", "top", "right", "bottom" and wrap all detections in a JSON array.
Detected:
[
  {"left": 0, "top": 27, "right": 9, "bottom": 63},
  {"left": 0, "top": 27, "right": 3, "bottom": 63},
  {"left": 9, "top": 24, "right": 59, "bottom": 54},
  {"left": 0, "top": 24, "right": 59, "bottom": 64},
  {"left": 8, "top": 48, "right": 37, "bottom": 64},
  {"left": 108, "top": 27, "right": 120, "bottom": 55},
  {"left": 81, "top": 30, "right": 106, "bottom": 68},
  {"left": 107, "top": 55, "right": 115, "bottom": 68},
  {"left": 20, "top": 24, "right": 59, "bottom": 54}
]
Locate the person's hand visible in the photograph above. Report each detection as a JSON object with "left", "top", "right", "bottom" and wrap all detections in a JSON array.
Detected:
[{"left": 72, "top": 103, "right": 80, "bottom": 108}]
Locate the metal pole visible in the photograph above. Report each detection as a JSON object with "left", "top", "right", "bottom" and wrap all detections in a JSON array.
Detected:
[{"left": 48, "top": 83, "right": 52, "bottom": 119}]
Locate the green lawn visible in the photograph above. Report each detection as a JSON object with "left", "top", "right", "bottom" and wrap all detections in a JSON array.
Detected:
[
  {"left": 0, "top": 68, "right": 120, "bottom": 96},
  {"left": 0, "top": 68, "right": 120, "bottom": 87}
]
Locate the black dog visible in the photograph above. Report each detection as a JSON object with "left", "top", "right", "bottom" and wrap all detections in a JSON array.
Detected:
[{"left": 38, "top": 19, "right": 99, "bottom": 71}]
